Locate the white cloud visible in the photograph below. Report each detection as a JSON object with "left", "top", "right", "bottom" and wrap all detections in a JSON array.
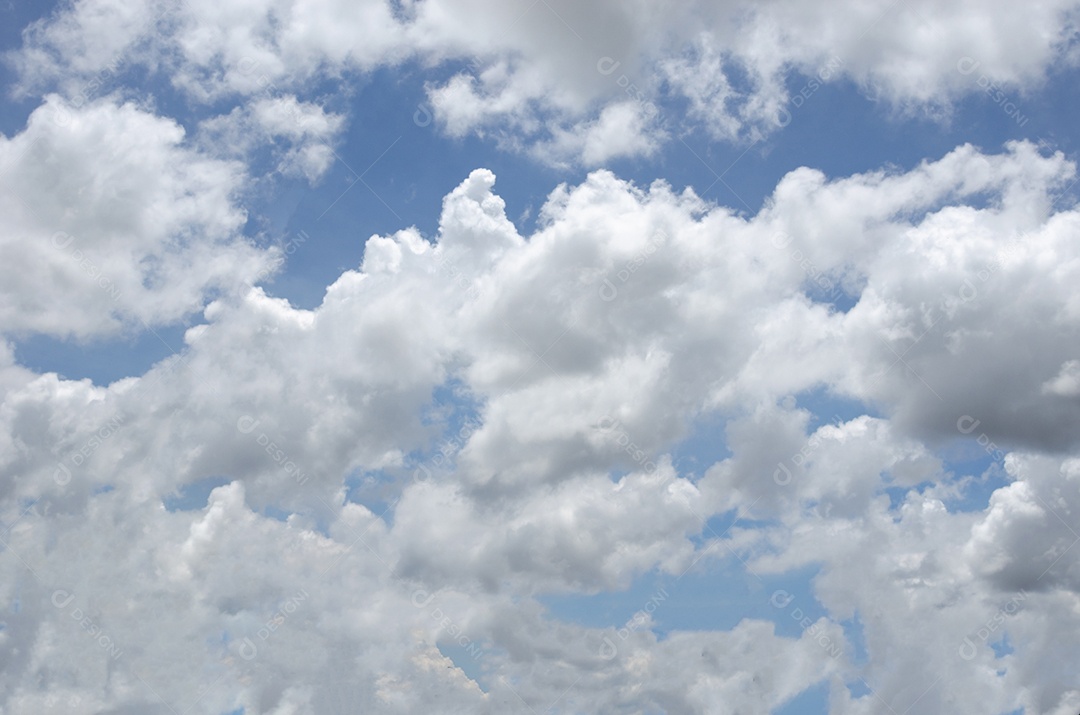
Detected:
[
  {"left": 538, "top": 100, "right": 665, "bottom": 167},
  {"left": 0, "top": 95, "right": 275, "bottom": 340},
  {"left": 1041, "top": 359, "right": 1080, "bottom": 397},
  {"left": 12, "top": 0, "right": 1080, "bottom": 164},
  {"left": 198, "top": 94, "right": 346, "bottom": 182},
  {"left": 3, "top": 141, "right": 1080, "bottom": 711},
  {"left": 6, "top": 1, "right": 1080, "bottom": 711}
]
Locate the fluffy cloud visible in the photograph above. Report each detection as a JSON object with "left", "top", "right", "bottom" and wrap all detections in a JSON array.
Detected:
[
  {"left": 5, "top": 2, "right": 1080, "bottom": 712},
  {"left": 0, "top": 95, "right": 275, "bottom": 339},
  {"left": 11, "top": 0, "right": 1080, "bottom": 163},
  {"left": 199, "top": 95, "right": 346, "bottom": 182},
  {"left": 2, "top": 139, "right": 1080, "bottom": 711}
]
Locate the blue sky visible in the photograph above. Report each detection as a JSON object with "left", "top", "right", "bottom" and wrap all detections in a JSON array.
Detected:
[{"left": 2, "top": 1, "right": 1080, "bottom": 714}]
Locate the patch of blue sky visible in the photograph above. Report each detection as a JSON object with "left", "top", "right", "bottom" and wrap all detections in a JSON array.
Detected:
[
  {"left": 672, "top": 71, "right": 1065, "bottom": 226},
  {"left": 883, "top": 484, "right": 915, "bottom": 512},
  {"left": 803, "top": 278, "right": 861, "bottom": 314},
  {"left": 846, "top": 679, "right": 872, "bottom": 699},
  {"left": 436, "top": 641, "right": 488, "bottom": 690},
  {"left": 756, "top": 565, "right": 831, "bottom": 641},
  {"left": 602, "top": 467, "right": 635, "bottom": 485},
  {"left": 840, "top": 611, "right": 869, "bottom": 666},
  {"left": 990, "top": 632, "right": 1015, "bottom": 659},
  {"left": 658, "top": 84, "right": 945, "bottom": 220},
  {"left": 690, "top": 510, "right": 778, "bottom": 551},
  {"left": 260, "top": 505, "right": 293, "bottom": 523},
  {"left": 541, "top": 562, "right": 825, "bottom": 643},
  {"left": 795, "top": 385, "right": 880, "bottom": 428},
  {"left": 669, "top": 408, "right": 733, "bottom": 477},
  {"left": 936, "top": 439, "right": 1012, "bottom": 513},
  {"left": 425, "top": 378, "right": 484, "bottom": 432},
  {"left": 343, "top": 467, "right": 400, "bottom": 519},
  {"left": 162, "top": 475, "right": 233, "bottom": 512},
  {"left": 0, "top": 0, "right": 63, "bottom": 135},
  {"left": 12, "top": 324, "right": 189, "bottom": 386}
]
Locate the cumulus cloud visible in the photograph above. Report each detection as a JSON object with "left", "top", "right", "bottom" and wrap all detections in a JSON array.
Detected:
[
  {"left": 0, "top": 95, "right": 275, "bottom": 339},
  {"left": 2, "top": 136, "right": 1080, "bottom": 711},
  {"left": 4, "top": 0, "right": 1080, "bottom": 711}
]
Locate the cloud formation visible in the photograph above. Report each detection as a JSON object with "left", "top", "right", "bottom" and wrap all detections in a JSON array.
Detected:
[
  {"left": 11, "top": 0, "right": 1080, "bottom": 163},
  {"left": 1, "top": 136, "right": 1079, "bottom": 711},
  {"left": 2, "top": 1, "right": 1079, "bottom": 712}
]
